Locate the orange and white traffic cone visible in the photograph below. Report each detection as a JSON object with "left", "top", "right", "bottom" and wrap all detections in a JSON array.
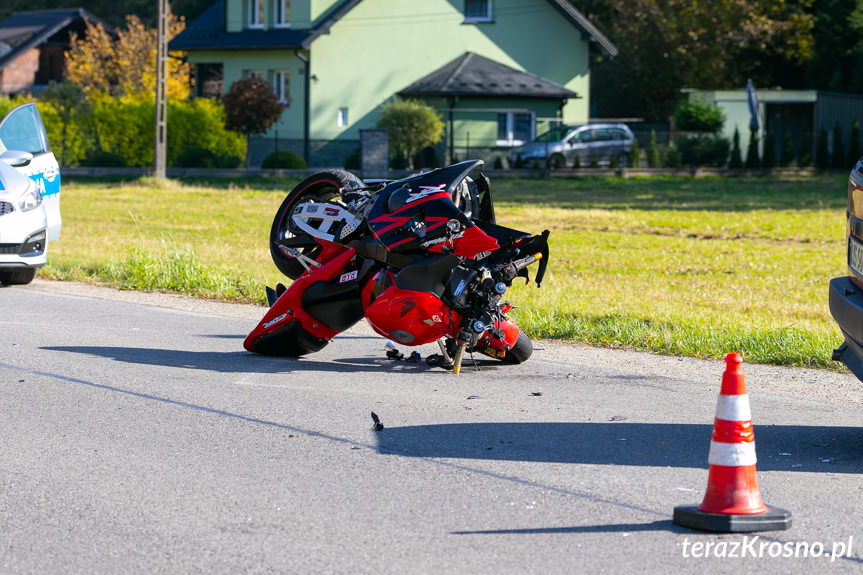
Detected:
[{"left": 673, "top": 353, "right": 791, "bottom": 532}]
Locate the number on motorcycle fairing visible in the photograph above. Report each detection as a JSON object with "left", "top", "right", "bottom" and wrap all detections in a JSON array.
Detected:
[{"left": 340, "top": 270, "right": 358, "bottom": 283}]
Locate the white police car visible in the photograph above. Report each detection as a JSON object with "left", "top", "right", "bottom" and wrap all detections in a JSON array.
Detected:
[{"left": 0, "top": 103, "right": 61, "bottom": 285}]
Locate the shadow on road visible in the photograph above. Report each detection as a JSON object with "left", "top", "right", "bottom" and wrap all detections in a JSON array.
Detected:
[
  {"left": 453, "top": 520, "right": 681, "bottom": 535},
  {"left": 375, "top": 422, "right": 863, "bottom": 473},
  {"left": 41, "top": 346, "right": 437, "bottom": 374}
]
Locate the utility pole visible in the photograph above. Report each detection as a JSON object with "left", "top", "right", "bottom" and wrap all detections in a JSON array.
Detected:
[{"left": 154, "top": 0, "right": 168, "bottom": 179}]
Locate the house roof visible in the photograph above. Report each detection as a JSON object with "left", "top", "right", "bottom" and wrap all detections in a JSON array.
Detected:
[
  {"left": 169, "top": 0, "right": 362, "bottom": 51},
  {"left": 170, "top": 0, "right": 616, "bottom": 55},
  {"left": 0, "top": 8, "right": 110, "bottom": 71},
  {"left": 399, "top": 52, "right": 579, "bottom": 100}
]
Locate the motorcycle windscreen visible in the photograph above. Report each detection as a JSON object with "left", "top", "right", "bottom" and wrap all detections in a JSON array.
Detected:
[{"left": 0, "top": 103, "right": 61, "bottom": 241}]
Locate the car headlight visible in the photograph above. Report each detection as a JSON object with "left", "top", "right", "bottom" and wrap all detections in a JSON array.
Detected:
[{"left": 18, "top": 181, "right": 42, "bottom": 212}]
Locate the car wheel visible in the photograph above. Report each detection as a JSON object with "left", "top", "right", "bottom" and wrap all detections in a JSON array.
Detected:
[{"left": 0, "top": 268, "right": 37, "bottom": 285}]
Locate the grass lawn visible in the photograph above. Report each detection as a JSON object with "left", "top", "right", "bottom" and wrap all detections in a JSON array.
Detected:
[{"left": 43, "top": 173, "right": 850, "bottom": 368}]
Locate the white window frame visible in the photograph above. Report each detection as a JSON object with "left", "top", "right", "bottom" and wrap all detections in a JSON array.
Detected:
[
  {"left": 275, "top": 0, "right": 290, "bottom": 27},
  {"left": 337, "top": 107, "right": 349, "bottom": 127},
  {"left": 246, "top": 69, "right": 264, "bottom": 79},
  {"left": 464, "top": 0, "right": 492, "bottom": 23},
  {"left": 496, "top": 111, "right": 535, "bottom": 146},
  {"left": 249, "top": 0, "right": 264, "bottom": 28},
  {"left": 273, "top": 70, "right": 289, "bottom": 104}
]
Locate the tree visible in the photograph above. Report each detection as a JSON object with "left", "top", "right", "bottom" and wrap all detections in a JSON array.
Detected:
[
  {"left": 222, "top": 77, "right": 285, "bottom": 168},
  {"left": 729, "top": 127, "right": 743, "bottom": 169},
  {"left": 745, "top": 129, "right": 760, "bottom": 169},
  {"left": 850, "top": 118, "right": 862, "bottom": 164},
  {"left": 583, "top": 0, "right": 815, "bottom": 122},
  {"left": 675, "top": 98, "right": 725, "bottom": 133},
  {"left": 816, "top": 127, "right": 830, "bottom": 168},
  {"left": 65, "top": 10, "right": 190, "bottom": 99},
  {"left": 832, "top": 120, "right": 846, "bottom": 168},
  {"left": 376, "top": 99, "right": 444, "bottom": 169},
  {"left": 40, "top": 81, "right": 91, "bottom": 167}
]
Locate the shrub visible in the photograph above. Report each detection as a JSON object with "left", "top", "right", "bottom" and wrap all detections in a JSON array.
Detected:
[
  {"left": 512, "top": 155, "right": 524, "bottom": 169},
  {"left": 81, "top": 150, "right": 127, "bottom": 167},
  {"left": 745, "top": 129, "right": 760, "bottom": 169},
  {"left": 493, "top": 155, "right": 503, "bottom": 169},
  {"left": 212, "top": 153, "right": 243, "bottom": 169},
  {"left": 676, "top": 135, "right": 730, "bottom": 167},
  {"left": 648, "top": 130, "right": 660, "bottom": 168},
  {"left": 262, "top": 150, "right": 306, "bottom": 169},
  {"left": 663, "top": 144, "right": 682, "bottom": 168},
  {"left": 376, "top": 98, "right": 444, "bottom": 169},
  {"left": 344, "top": 149, "right": 360, "bottom": 169},
  {"left": 729, "top": 127, "right": 743, "bottom": 169},
  {"left": 675, "top": 98, "right": 725, "bottom": 134},
  {"left": 173, "top": 146, "right": 214, "bottom": 168}
]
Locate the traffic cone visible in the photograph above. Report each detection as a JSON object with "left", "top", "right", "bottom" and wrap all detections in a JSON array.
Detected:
[{"left": 673, "top": 353, "right": 791, "bottom": 532}]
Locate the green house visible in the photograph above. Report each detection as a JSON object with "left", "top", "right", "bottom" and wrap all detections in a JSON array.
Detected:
[{"left": 170, "top": 0, "right": 616, "bottom": 167}]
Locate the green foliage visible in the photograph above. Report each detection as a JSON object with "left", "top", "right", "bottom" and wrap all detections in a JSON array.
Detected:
[
  {"left": 729, "top": 126, "right": 743, "bottom": 169},
  {"left": 572, "top": 154, "right": 581, "bottom": 169},
  {"left": 81, "top": 150, "right": 127, "bottom": 167},
  {"left": 376, "top": 98, "right": 444, "bottom": 169},
  {"left": 780, "top": 130, "right": 795, "bottom": 167},
  {"left": 675, "top": 98, "right": 725, "bottom": 133},
  {"left": 628, "top": 139, "right": 639, "bottom": 168},
  {"left": 849, "top": 119, "right": 861, "bottom": 164},
  {"left": 168, "top": 98, "right": 245, "bottom": 166},
  {"left": 676, "top": 135, "right": 730, "bottom": 167},
  {"left": 551, "top": 154, "right": 565, "bottom": 169},
  {"left": 762, "top": 132, "right": 776, "bottom": 168},
  {"left": 344, "top": 149, "right": 360, "bottom": 170},
  {"left": 662, "top": 143, "right": 681, "bottom": 168},
  {"left": 222, "top": 78, "right": 285, "bottom": 137},
  {"left": 832, "top": 120, "right": 846, "bottom": 168},
  {"left": 816, "top": 127, "right": 830, "bottom": 168},
  {"left": 40, "top": 81, "right": 91, "bottom": 167},
  {"left": 745, "top": 129, "right": 760, "bottom": 169},
  {"left": 262, "top": 150, "right": 306, "bottom": 170},
  {"left": 513, "top": 155, "right": 524, "bottom": 169},
  {"left": 173, "top": 146, "right": 215, "bottom": 168},
  {"left": 493, "top": 155, "right": 504, "bottom": 169},
  {"left": 609, "top": 151, "right": 619, "bottom": 169},
  {"left": 589, "top": 153, "right": 598, "bottom": 168},
  {"left": 647, "top": 130, "right": 660, "bottom": 168}
]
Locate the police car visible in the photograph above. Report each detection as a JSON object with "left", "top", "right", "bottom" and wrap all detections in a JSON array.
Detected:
[{"left": 0, "top": 103, "right": 61, "bottom": 285}]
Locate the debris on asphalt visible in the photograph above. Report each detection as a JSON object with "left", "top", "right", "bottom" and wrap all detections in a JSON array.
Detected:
[
  {"left": 351, "top": 446, "right": 361, "bottom": 450},
  {"left": 609, "top": 415, "right": 626, "bottom": 421},
  {"left": 385, "top": 341, "right": 404, "bottom": 360},
  {"left": 467, "top": 395, "right": 480, "bottom": 400},
  {"left": 530, "top": 392, "right": 542, "bottom": 396},
  {"left": 371, "top": 411, "right": 384, "bottom": 431},
  {"left": 406, "top": 351, "right": 421, "bottom": 363}
]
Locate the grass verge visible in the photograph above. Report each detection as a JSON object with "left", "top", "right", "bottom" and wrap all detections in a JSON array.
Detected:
[{"left": 43, "top": 173, "right": 849, "bottom": 369}]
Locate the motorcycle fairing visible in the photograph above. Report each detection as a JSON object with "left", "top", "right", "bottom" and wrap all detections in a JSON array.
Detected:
[
  {"left": 363, "top": 272, "right": 463, "bottom": 346},
  {"left": 244, "top": 244, "right": 358, "bottom": 355},
  {"left": 367, "top": 160, "right": 498, "bottom": 257}
]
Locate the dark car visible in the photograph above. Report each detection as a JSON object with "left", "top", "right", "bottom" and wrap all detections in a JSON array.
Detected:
[{"left": 829, "top": 156, "right": 863, "bottom": 379}]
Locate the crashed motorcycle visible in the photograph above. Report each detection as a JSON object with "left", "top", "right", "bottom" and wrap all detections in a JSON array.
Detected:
[{"left": 244, "top": 160, "right": 549, "bottom": 373}]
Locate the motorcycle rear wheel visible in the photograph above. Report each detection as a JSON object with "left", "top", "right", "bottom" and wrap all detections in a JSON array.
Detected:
[{"left": 270, "top": 169, "right": 364, "bottom": 280}]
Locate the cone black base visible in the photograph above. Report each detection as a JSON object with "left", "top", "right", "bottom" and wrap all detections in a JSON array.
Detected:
[{"left": 673, "top": 505, "right": 792, "bottom": 533}]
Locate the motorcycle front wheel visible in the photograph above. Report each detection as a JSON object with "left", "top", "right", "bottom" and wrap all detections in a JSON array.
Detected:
[
  {"left": 269, "top": 169, "right": 364, "bottom": 280},
  {"left": 502, "top": 331, "right": 533, "bottom": 364}
]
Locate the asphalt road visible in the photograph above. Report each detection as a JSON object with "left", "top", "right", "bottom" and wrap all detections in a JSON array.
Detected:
[{"left": 1, "top": 281, "right": 861, "bottom": 574}]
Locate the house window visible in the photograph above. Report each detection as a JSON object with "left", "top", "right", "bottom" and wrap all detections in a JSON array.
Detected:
[
  {"left": 497, "top": 112, "right": 534, "bottom": 145},
  {"left": 273, "top": 70, "right": 290, "bottom": 104},
  {"left": 338, "top": 108, "right": 348, "bottom": 127},
  {"left": 246, "top": 70, "right": 264, "bottom": 79},
  {"left": 249, "top": 0, "right": 264, "bottom": 28},
  {"left": 195, "top": 63, "right": 223, "bottom": 98},
  {"left": 275, "top": 0, "right": 290, "bottom": 27},
  {"left": 464, "top": 0, "right": 492, "bottom": 22}
]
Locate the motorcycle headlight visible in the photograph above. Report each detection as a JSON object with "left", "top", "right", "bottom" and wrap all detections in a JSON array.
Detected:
[{"left": 18, "top": 181, "right": 42, "bottom": 212}]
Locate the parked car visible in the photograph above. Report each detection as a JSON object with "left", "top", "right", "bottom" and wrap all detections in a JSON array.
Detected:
[
  {"left": 0, "top": 103, "right": 61, "bottom": 285},
  {"left": 508, "top": 123, "right": 636, "bottom": 169},
  {"left": 829, "top": 155, "right": 863, "bottom": 380}
]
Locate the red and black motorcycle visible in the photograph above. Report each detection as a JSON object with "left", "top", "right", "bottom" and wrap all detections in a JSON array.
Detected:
[{"left": 244, "top": 160, "right": 549, "bottom": 373}]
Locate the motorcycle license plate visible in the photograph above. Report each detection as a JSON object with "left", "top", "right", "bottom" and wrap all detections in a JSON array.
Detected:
[{"left": 849, "top": 237, "right": 863, "bottom": 276}]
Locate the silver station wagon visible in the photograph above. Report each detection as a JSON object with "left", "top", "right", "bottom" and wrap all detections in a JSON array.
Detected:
[{"left": 508, "top": 123, "right": 636, "bottom": 168}]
